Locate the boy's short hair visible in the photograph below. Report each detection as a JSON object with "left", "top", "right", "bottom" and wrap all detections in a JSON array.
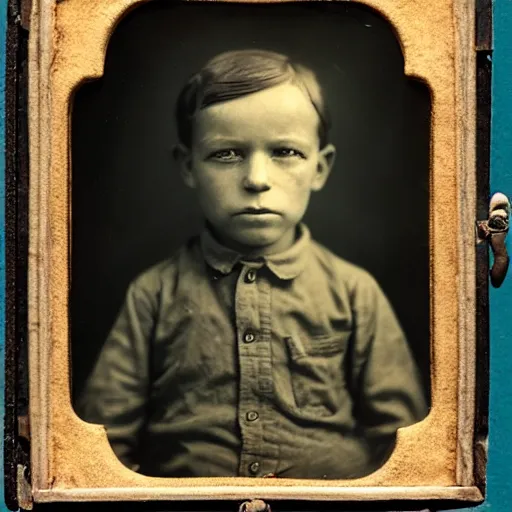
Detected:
[{"left": 176, "top": 49, "right": 331, "bottom": 148}]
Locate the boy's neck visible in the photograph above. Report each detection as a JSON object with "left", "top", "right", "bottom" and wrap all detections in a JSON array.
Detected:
[{"left": 206, "top": 223, "right": 299, "bottom": 258}]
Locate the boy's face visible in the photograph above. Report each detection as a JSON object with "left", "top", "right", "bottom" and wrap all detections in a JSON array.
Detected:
[{"left": 177, "top": 82, "right": 336, "bottom": 255}]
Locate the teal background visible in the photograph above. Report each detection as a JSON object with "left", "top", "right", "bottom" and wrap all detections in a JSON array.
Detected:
[{"left": 0, "top": 0, "right": 510, "bottom": 510}]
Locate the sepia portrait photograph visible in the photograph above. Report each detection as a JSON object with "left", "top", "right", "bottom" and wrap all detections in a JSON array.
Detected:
[{"left": 69, "top": 1, "right": 431, "bottom": 481}]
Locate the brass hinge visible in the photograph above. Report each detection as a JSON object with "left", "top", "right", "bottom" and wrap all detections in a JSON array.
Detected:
[
  {"left": 15, "top": 415, "right": 32, "bottom": 510},
  {"left": 9, "top": 0, "right": 31, "bottom": 31},
  {"left": 476, "top": 0, "right": 492, "bottom": 51},
  {"left": 17, "top": 464, "right": 33, "bottom": 511},
  {"left": 239, "top": 500, "right": 271, "bottom": 512},
  {"left": 20, "top": 0, "right": 31, "bottom": 31}
]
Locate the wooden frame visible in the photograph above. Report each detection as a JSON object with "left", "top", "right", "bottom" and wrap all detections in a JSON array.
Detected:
[{"left": 26, "top": 0, "right": 482, "bottom": 504}]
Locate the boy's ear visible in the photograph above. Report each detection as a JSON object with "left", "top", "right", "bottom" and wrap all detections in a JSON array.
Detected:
[
  {"left": 311, "top": 143, "right": 336, "bottom": 192},
  {"left": 173, "top": 143, "right": 196, "bottom": 189}
]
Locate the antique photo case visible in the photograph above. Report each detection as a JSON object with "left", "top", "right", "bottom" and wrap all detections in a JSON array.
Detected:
[{"left": 25, "top": 0, "right": 483, "bottom": 505}]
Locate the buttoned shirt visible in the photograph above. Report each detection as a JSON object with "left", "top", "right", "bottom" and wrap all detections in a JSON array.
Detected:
[{"left": 77, "top": 225, "right": 427, "bottom": 479}]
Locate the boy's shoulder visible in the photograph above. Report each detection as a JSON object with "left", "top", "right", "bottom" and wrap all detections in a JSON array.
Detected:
[
  {"left": 308, "top": 237, "right": 383, "bottom": 299},
  {"left": 126, "top": 236, "right": 202, "bottom": 298}
]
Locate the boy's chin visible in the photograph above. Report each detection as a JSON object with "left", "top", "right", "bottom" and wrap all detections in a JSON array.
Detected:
[{"left": 226, "top": 227, "right": 295, "bottom": 255}]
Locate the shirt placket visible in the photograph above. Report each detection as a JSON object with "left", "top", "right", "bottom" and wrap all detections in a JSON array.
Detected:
[{"left": 236, "top": 263, "right": 278, "bottom": 477}]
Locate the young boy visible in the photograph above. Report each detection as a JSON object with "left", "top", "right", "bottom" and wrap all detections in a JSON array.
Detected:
[{"left": 77, "top": 49, "right": 427, "bottom": 479}]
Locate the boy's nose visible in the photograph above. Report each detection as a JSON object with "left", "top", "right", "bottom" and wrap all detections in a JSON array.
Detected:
[{"left": 243, "top": 155, "right": 271, "bottom": 192}]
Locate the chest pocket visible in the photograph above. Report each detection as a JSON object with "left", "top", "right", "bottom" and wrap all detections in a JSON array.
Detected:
[{"left": 285, "top": 331, "right": 351, "bottom": 416}]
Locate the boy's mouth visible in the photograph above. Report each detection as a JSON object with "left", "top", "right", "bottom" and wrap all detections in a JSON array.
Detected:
[{"left": 236, "top": 207, "right": 279, "bottom": 216}]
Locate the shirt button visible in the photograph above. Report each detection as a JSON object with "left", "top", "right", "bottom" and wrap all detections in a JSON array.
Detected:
[
  {"left": 243, "top": 330, "right": 256, "bottom": 343},
  {"left": 246, "top": 411, "right": 259, "bottom": 421},
  {"left": 245, "top": 269, "right": 257, "bottom": 283},
  {"left": 249, "top": 462, "right": 260, "bottom": 475}
]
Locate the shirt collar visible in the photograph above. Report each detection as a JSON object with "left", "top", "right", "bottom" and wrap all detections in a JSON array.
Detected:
[{"left": 200, "top": 224, "right": 311, "bottom": 281}]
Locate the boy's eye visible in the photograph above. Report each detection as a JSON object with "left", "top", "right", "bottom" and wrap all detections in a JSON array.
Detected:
[
  {"left": 209, "top": 149, "right": 244, "bottom": 162},
  {"left": 272, "top": 148, "right": 306, "bottom": 159}
]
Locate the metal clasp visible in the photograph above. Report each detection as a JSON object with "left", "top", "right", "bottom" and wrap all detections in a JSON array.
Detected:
[
  {"left": 477, "top": 192, "right": 510, "bottom": 288},
  {"left": 239, "top": 499, "right": 271, "bottom": 512}
]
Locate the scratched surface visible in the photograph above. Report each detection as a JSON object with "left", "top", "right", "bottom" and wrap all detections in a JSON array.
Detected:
[
  {"left": 1, "top": 0, "right": 6, "bottom": 510},
  {"left": 0, "top": 0, "right": 511, "bottom": 509}
]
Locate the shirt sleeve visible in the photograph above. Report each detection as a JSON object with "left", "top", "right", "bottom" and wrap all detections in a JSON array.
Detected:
[
  {"left": 349, "top": 272, "right": 428, "bottom": 456},
  {"left": 75, "top": 279, "right": 156, "bottom": 471}
]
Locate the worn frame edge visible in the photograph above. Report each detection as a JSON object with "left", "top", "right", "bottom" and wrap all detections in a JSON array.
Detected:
[{"left": 33, "top": 485, "right": 484, "bottom": 503}]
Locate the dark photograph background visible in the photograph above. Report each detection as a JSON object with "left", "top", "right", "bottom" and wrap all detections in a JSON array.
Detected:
[{"left": 70, "top": 1, "right": 431, "bottom": 406}]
